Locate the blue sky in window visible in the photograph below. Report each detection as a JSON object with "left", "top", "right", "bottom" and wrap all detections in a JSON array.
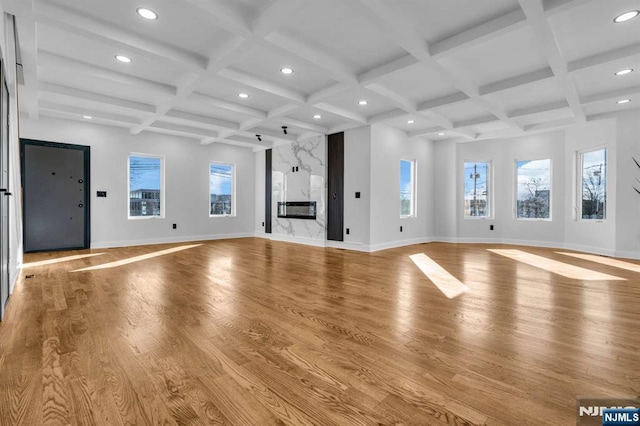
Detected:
[
  {"left": 210, "top": 164, "right": 232, "bottom": 196},
  {"left": 129, "top": 156, "right": 160, "bottom": 190},
  {"left": 400, "top": 160, "right": 412, "bottom": 198}
]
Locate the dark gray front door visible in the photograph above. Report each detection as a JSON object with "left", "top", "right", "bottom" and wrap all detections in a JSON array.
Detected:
[{"left": 21, "top": 140, "right": 90, "bottom": 252}]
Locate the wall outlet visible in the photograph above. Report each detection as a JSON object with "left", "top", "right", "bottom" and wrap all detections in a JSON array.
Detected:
[
  {"left": 490, "top": 225, "right": 494, "bottom": 230},
  {"left": 262, "top": 222, "right": 265, "bottom": 227},
  {"left": 355, "top": 192, "right": 360, "bottom": 198},
  {"left": 346, "top": 228, "right": 350, "bottom": 235},
  {"left": 172, "top": 223, "right": 177, "bottom": 229},
  {"left": 400, "top": 226, "right": 403, "bottom": 232},
  {"left": 96, "top": 191, "right": 107, "bottom": 197}
]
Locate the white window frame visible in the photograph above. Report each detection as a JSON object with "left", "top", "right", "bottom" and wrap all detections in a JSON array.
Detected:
[
  {"left": 463, "top": 160, "right": 492, "bottom": 219},
  {"left": 209, "top": 161, "right": 236, "bottom": 217},
  {"left": 515, "top": 158, "right": 552, "bottom": 221},
  {"left": 127, "top": 153, "right": 165, "bottom": 220},
  {"left": 400, "top": 159, "right": 417, "bottom": 218},
  {"left": 577, "top": 147, "right": 607, "bottom": 222}
]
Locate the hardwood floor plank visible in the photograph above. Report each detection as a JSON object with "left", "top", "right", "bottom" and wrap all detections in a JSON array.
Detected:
[{"left": 1, "top": 239, "right": 638, "bottom": 425}]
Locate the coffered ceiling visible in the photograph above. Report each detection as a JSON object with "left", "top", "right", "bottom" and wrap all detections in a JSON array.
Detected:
[{"left": 5, "top": 0, "right": 640, "bottom": 149}]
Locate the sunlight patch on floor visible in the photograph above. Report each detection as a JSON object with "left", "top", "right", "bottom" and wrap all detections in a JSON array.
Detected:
[
  {"left": 409, "top": 253, "right": 469, "bottom": 299},
  {"left": 23, "top": 253, "right": 105, "bottom": 268},
  {"left": 71, "top": 244, "right": 202, "bottom": 272},
  {"left": 557, "top": 252, "right": 640, "bottom": 273},
  {"left": 488, "top": 249, "right": 626, "bottom": 281}
]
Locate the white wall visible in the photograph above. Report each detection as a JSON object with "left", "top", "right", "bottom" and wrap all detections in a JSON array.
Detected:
[
  {"left": 20, "top": 117, "right": 256, "bottom": 248},
  {"left": 615, "top": 110, "right": 640, "bottom": 258},
  {"left": 432, "top": 117, "right": 639, "bottom": 258},
  {"left": 342, "top": 126, "right": 371, "bottom": 248},
  {"left": 369, "top": 123, "right": 433, "bottom": 251}
]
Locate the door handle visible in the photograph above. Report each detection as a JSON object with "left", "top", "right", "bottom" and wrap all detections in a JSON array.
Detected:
[{"left": 0, "top": 189, "right": 10, "bottom": 195}]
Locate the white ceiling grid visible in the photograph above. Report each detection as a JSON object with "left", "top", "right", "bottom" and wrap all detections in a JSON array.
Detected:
[{"left": 4, "top": 0, "right": 639, "bottom": 149}]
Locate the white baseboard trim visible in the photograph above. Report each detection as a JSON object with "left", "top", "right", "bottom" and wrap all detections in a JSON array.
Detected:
[
  {"left": 266, "top": 233, "right": 327, "bottom": 248},
  {"left": 614, "top": 250, "right": 640, "bottom": 260},
  {"left": 91, "top": 232, "right": 255, "bottom": 249},
  {"left": 325, "top": 241, "right": 370, "bottom": 252},
  {"left": 368, "top": 237, "right": 434, "bottom": 252},
  {"left": 563, "top": 243, "right": 616, "bottom": 257},
  {"left": 502, "top": 239, "right": 565, "bottom": 249}
]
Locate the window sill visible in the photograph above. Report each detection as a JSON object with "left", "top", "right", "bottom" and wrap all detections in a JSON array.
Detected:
[
  {"left": 128, "top": 215, "right": 164, "bottom": 220},
  {"left": 516, "top": 218, "right": 552, "bottom": 222},
  {"left": 210, "top": 214, "right": 236, "bottom": 218}
]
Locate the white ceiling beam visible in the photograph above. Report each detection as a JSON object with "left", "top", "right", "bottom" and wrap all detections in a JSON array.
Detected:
[
  {"left": 430, "top": 8, "right": 528, "bottom": 59},
  {"left": 417, "top": 92, "right": 469, "bottom": 111},
  {"left": 39, "top": 100, "right": 140, "bottom": 124},
  {"left": 580, "top": 85, "right": 640, "bottom": 105},
  {"left": 148, "top": 121, "right": 217, "bottom": 139},
  {"left": 314, "top": 103, "right": 368, "bottom": 124},
  {"left": 368, "top": 109, "right": 406, "bottom": 124},
  {"left": 265, "top": 32, "right": 358, "bottom": 84},
  {"left": 568, "top": 43, "right": 640, "bottom": 73},
  {"left": 518, "top": 0, "right": 586, "bottom": 123},
  {"left": 39, "top": 82, "right": 156, "bottom": 113},
  {"left": 239, "top": 118, "right": 265, "bottom": 132},
  {"left": 164, "top": 110, "right": 239, "bottom": 131},
  {"left": 306, "top": 83, "right": 352, "bottom": 105},
  {"left": 267, "top": 104, "right": 300, "bottom": 119},
  {"left": 38, "top": 110, "right": 133, "bottom": 129},
  {"left": 189, "top": 93, "right": 267, "bottom": 119},
  {"left": 358, "top": 54, "right": 419, "bottom": 85},
  {"left": 543, "top": 0, "right": 595, "bottom": 16},
  {"left": 280, "top": 118, "right": 328, "bottom": 134},
  {"left": 218, "top": 68, "right": 306, "bottom": 103},
  {"left": 508, "top": 100, "right": 569, "bottom": 118},
  {"left": 181, "top": 0, "right": 251, "bottom": 37},
  {"left": 38, "top": 50, "right": 177, "bottom": 96},
  {"left": 417, "top": 110, "right": 476, "bottom": 140},
  {"left": 523, "top": 117, "right": 577, "bottom": 131},
  {"left": 34, "top": 3, "right": 207, "bottom": 71},
  {"left": 408, "top": 126, "right": 446, "bottom": 138},
  {"left": 365, "top": 83, "right": 417, "bottom": 112},
  {"left": 479, "top": 67, "right": 555, "bottom": 95},
  {"left": 455, "top": 115, "right": 500, "bottom": 128}
]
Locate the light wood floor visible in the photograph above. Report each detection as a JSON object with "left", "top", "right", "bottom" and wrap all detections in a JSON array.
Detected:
[{"left": 1, "top": 238, "right": 638, "bottom": 425}]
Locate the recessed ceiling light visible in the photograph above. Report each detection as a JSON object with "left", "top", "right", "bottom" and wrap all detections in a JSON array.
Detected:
[
  {"left": 358, "top": 100, "right": 368, "bottom": 106},
  {"left": 614, "top": 10, "right": 639, "bottom": 23},
  {"left": 238, "top": 93, "right": 249, "bottom": 99},
  {"left": 617, "top": 99, "right": 631, "bottom": 104},
  {"left": 615, "top": 68, "right": 633, "bottom": 76},
  {"left": 437, "top": 132, "right": 445, "bottom": 136},
  {"left": 115, "top": 55, "right": 132, "bottom": 63},
  {"left": 280, "top": 67, "right": 294, "bottom": 75},
  {"left": 136, "top": 7, "right": 158, "bottom": 20},
  {"left": 83, "top": 115, "right": 92, "bottom": 120},
  {"left": 313, "top": 114, "right": 322, "bottom": 119},
  {"left": 407, "top": 120, "right": 414, "bottom": 124}
]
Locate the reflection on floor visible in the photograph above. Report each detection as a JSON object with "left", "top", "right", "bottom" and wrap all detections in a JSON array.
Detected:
[
  {"left": 557, "top": 251, "right": 640, "bottom": 273},
  {"left": 488, "top": 249, "right": 625, "bottom": 280},
  {"left": 409, "top": 253, "right": 469, "bottom": 298},
  {"left": 22, "top": 253, "right": 105, "bottom": 268},
  {"left": 71, "top": 244, "right": 202, "bottom": 272}
]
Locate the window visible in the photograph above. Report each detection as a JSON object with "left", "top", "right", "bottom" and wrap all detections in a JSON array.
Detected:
[
  {"left": 128, "top": 154, "right": 163, "bottom": 218},
  {"left": 516, "top": 159, "right": 551, "bottom": 219},
  {"left": 400, "top": 159, "right": 416, "bottom": 217},
  {"left": 210, "top": 163, "right": 234, "bottom": 216},
  {"left": 464, "top": 162, "right": 490, "bottom": 217},
  {"left": 580, "top": 148, "right": 607, "bottom": 220}
]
